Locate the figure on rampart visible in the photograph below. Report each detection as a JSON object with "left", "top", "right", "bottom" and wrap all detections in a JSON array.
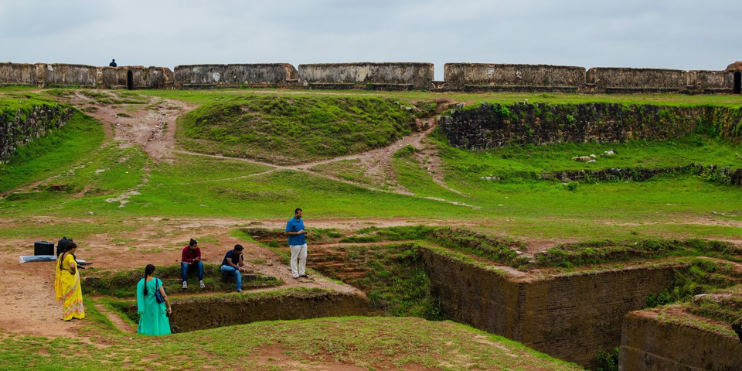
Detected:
[{"left": 109, "top": 59, "right": 117, "bottom": 67}]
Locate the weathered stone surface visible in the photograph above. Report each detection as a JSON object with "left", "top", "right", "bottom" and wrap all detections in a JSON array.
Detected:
[
  {"left": 439, "top": 102, "right": 742, "bottom": 150},
  {"left": 35, "top": 63, "right": 97, "bottom": 87},
  {"left": 687, "top": 70, "right": 735, "bottom": 94},
  {"left": 298, "top": 62, "right": 434, "bottom": 90},
  {"left": 420, "top": 248, "right": 685, "bottom": 368},
  {"left": 586, "top": 67, "right": 687, "bottom": 93},
  {"left": 127, "top": 290, "right": 369, "bottom": 333},
  {"left": 725, "top": 61, "right": 742, "bottom": 71},
  {"left": 444, "top": 63, "right": 586, "bottom": 90},
  {"left": 0, "top": 105, "right": 74, "bottom": 162},
  {"left": 174, "top": 63, "right": 298, "bottom": 88},
  {"left": 0, "top": 62, "right": 36, "bottom": 86},
  {"left": 620, "top": 310, "right": 742, "bottom": 371},
  {"left": 98, "top": 66, "right": 173, "bottom": 89}
]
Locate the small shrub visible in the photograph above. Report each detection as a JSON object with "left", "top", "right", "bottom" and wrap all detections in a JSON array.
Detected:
[{"left": 565, "top": 181, "right": 579, "bottom": 191}]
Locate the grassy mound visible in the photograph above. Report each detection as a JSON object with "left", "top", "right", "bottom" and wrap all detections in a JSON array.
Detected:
[{"left": 178, "top": 95, "right": 416, "bottom": 164}]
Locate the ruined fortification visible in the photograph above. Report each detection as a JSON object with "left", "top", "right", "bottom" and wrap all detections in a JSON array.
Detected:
[{"left": 1, "top": 60, "right": 740, "bottom": 94}]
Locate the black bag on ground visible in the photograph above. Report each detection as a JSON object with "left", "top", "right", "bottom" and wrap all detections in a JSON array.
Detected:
[
  {"left": 34, "top": 241, "right": 54, "bottom": 256},
  {"left": 57, "top": 237, "right": 73, "bottom": 257}
]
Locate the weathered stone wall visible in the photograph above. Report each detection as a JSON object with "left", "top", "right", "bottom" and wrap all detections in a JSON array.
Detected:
[
  {"left": 98, "top": 66, "right": 174, "bottom": 89},
  {"left": 688, "top": 70, "right": 735, "bottom": 94},
  {"left": 36, "top": 63, "right": 97, "bottom": 87},
  {"left": 444, "top": 63, "right": 586, "bottom": 91},
  {"left": 0, "top": 105, "right": 73, "bottom": 162},
  {"left": 419, "top": 248, "right": 685, "bottom": 368},
  {"left": 298, "top": 62, "right": 434, "bottom": 90},
  {"left": 620, "top": 310, "right": 742, "bottom": 370},
  {"left": 439, "top": 103, "right": 742, "bottom": 149},
  {"left": 0, "top": 63, "right": 36, "bottom": 86},
  {"left": 174, "top": 63, "right": 298, "bottom": 88},
  {"left": 137, "top": 290, "right": 368, "bottom": 333},
  {"left": 586, "top": 67, "right": 687, "bottom": 93}
]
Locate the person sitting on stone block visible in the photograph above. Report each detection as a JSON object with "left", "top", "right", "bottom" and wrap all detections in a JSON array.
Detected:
[
  {"left": 220, "top": 244, "right": 247, "bottom": 293},
  {"left": 181, "top": 238, "right": 205, "bottom": 289}
]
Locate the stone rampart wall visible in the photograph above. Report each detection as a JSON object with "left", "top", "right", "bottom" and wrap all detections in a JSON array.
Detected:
[
  {"left": 0, "top": 105, "right": 74, "bottom": 162},
  {"left": 688, "top": 70, "right": 735, "bottom": 93},
  {"left": 419, "top": 248, "right": 683, "bottom": 368},
  {"left": 37, "top": 63, "right": 97, "bottom": 87},
  {"left": 98, "top": 66, "right": 174, "bottom": 89},
  {"left": 174, "top": 63, "right": 298, "bottom": 88},
  {"left": 620, "top": 310, "right": 742, "bottom": 370},
  {"left": 298, "top": 62, "right": 434, "bottom": 90},
  {"left": 586, "top": 67, "right": 687, "bottom": 93},
  {"left": 444, "top": 63, "right": 586, "bottom": 90},
  {"left": 0, "top": 63, "right": 36, "bottom": 85},
  {"left": 439, "top": 103, "right": 742, "bottom": 149}
]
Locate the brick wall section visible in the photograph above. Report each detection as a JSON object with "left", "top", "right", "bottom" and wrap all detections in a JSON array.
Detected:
[
  {"left": 0, "top": 105, "right": 73, "bottom": 162},
  {"left": 586, "top": 67, "right": 687, "bottom": 93},
  {"left": 444, "top": 63, "right": 586, "bottom": 90},
  {"left": 0, "top": 63, "right": 36, "bottom": 86},
  {"left": 129, "top": 290, "right": 369, "bottom": 333},
  {"left": 36, "top": 63, "right": 97, "bottom": 87},
  {"left": 419, "top": 248, "right": 685, "bottom": 368},
  {"left": 298, "top": 62, "right": 434, "bottom": 90},
  {"left": 98, "top": 66, "right": 174, "bottom": 89},
  {"left": 173, "top": 63, "right": 298, "bottom": 88},
  {"left": 687, "top": 70, "right": 735, "bottom": 93},
  {"left": 620, "top": 310, "right": 742, "bottom": 370},
  {"left": 439, "top": 103, "right": 742, "bottom": 149}
]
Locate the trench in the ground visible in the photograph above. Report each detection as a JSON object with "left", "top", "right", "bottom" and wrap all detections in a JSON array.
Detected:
[{"left": 98, "top": 241, "right": 738, "bottom": 370}]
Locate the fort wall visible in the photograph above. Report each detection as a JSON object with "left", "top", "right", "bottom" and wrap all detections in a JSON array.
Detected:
[
  {"left": 444, "top": 63, "right": 586, "bottom": 92},
  {"left": 419, "top": 248, "right": 684, "bottom": 368},
  {"left": 0, "top": 105, "right": 73, "bottom": 162},
  {"left": 298, "top": 62, "right": 434, "bottom": 90},
  {"left": 0, "top": 60, "right": 740, "bottom": 94},
  {"left": 174, "top": 63, "right": 298, "bottom": 88},
  {"left": 620, "top": 310, "right": 742, "bottom": 371}
]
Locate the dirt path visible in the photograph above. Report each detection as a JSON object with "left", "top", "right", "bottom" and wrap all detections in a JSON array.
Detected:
[{"left": 64, "top": 91, "right": 196, "bottom": 162}]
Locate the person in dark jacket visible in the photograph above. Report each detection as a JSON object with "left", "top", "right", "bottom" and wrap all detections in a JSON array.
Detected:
[{"left": 109, "top": 59, "right": 117, "bottom": 67}]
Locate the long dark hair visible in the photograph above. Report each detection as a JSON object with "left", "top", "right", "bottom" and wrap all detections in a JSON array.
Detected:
[
  {"left": 143, "top": 264, "right": 155, "bottom": 296},
  {"left": 59, "top": 242, "right": 78, "bottom": 269}
]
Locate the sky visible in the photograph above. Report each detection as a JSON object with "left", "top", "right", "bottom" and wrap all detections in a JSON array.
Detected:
[{"left": 1, "top": 0, "right": 739, "bottom": 80}]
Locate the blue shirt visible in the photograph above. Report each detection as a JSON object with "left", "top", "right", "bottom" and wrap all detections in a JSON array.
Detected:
[
  {"left": 286, "top": 217, "right": 306, "bottom": 245},
  {"left": 222, "top": 250, "right": 243, "bottom": 267}
]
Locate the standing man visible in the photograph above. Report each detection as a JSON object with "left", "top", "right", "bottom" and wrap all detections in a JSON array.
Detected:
[
  {"left": 181, "top": 238, "right": 205, "bottom": 289},
  {"left": 221, "top": 244, "right": 247, "bottom": 293},
  {"left": 109, "top": 59, "right": 117, "bottom": 67},
  {"left": 286, "top": 208, "right": 308, "bottom": 280}
]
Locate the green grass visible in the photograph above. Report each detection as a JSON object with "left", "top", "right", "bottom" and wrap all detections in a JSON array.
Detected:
[
  {"left": 177, "top": 95, "right": 415, "bottom": 164},
  {"left": 0, "top": 111, "right": 105, "bottom": 193},
  {"left": 0, "top": 316, "right": 584, "bottom": 370}
]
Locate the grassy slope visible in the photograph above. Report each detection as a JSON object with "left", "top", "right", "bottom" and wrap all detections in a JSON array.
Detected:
[
  {"left": 177, "top": 95, "right": 414, "bottom": 164},
  {"left": 0, "top": 88, "right": 740, "bottom": 243},
  {"left": 0, "top": 311, "right": 583, "bottom": 370}
]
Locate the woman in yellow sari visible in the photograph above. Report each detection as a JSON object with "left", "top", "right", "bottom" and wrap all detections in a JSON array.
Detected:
[{"left": 55, "top": 242, "right": 85, "bottom": 321}]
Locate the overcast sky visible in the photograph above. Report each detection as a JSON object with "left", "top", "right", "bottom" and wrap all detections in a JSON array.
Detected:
[{"left": 1, "top": 0, "right": 739, "bottom": 80}]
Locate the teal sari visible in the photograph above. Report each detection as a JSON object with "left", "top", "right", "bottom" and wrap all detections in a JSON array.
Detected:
[{"left": 136, "top": 278, "right": 171, "bottom": 336}]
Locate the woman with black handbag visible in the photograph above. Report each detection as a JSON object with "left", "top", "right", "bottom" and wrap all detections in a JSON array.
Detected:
[{"left": 136, "top": 264, "right": 172, "bottom": 335}]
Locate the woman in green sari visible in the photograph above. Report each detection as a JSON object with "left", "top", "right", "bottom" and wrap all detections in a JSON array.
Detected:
[{"left": 136, "top": 264, "right": 172, "bottom": 335}]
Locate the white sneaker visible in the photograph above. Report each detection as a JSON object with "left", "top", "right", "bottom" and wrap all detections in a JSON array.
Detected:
[
  {"left": 199, "top": 280, "right": 205, "bottom": 289},
  {"left": 182, "top": 281, "right": 188, "bottom": 289}
]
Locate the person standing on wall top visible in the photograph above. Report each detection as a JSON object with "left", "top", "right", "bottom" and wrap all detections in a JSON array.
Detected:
[
  {"left": 286, "top": 208, "right": 309, "bottom": 280},
  {"left": 221, "top": 244, "right": 247, "bottom": 293},
  {"left": 181, "top": 238, "right": 205, "bottom": 289},
  {"left": 109, "top": 59, "right": 117, "bottom": 67}
]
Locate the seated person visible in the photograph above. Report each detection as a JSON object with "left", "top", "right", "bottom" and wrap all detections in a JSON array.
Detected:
[
  {"left": 220, "top": 244, "right": 247, "bottom": 293},
  {"left": 181, "top": 239, "right": 205, "bottom": 289}
]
